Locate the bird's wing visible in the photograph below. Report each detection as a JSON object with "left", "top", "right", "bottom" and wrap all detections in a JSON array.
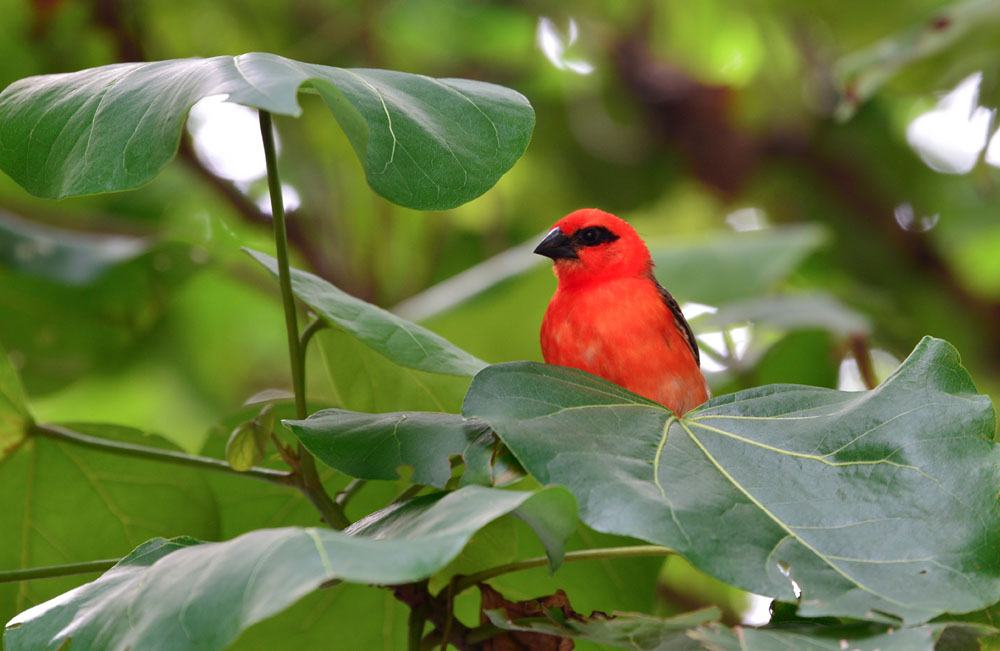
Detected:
[{"left": 650, "top": 275, "right": 701, "bottom": 367}]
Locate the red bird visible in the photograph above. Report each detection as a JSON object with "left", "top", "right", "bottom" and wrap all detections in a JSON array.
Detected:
[{"left": 535, "top": 209, "right": 709, "bottom": 415}]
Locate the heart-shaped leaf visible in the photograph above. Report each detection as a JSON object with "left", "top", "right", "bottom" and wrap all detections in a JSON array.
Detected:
[
  {"left": 463, "top": 337, "right": 1000, "bottom": 624},
  {"left": 247, "top": 249, "right": 486, "bottom": 377},
  {"left": 4, "top": 485, "right": 575, "bottom": 651},
  {"left": 286, "top": 409, "right": 518, "bottom": 488},
  {"left": 0, "top": 53, "right": 533, "bottom": 209}
]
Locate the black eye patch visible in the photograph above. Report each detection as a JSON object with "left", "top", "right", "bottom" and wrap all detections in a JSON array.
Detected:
[{"left": 573, "top": 226, "right": 619, "bottom": 247}]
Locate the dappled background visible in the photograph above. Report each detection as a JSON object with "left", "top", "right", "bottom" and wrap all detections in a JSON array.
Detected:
[{"left": 2, "top": 0, "right": 1000, "bottom": 644}]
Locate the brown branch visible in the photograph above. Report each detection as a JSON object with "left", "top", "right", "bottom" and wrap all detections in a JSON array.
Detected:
[
  {"left": 392, "top": 582, "right": 470, "bottom": 651},
  {"left": 849, "top": 334, "right": 879, "bottom": 390}
]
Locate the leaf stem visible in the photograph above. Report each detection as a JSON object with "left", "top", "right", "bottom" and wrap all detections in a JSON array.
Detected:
[
  {"left": 31, "top": 423, "right": 292, "bottom": 485},
  {"left": 452, "top": 545, "right": 673, "bottom": 595},
  {"left": 392, "top": 484, "right": 425, "bottom": 504},
  {"left": 259, "top": 110, "right": 307, "bottom": 422},
  {"left": 0, "top": 559, "right": 119, "bottom": 584},
  {"left": 259, "top": 110, "right": 346, "bottom": 530},
  {"left": 300, "top": 317, "right": 328, "bottom": 357},
  {"left": 335, "top": 478, "right": 367, "bottom": 508},
  {"left": 464, "top": 623, "right": 510, "bottom": 645},
  {"left": 407, "top": 596, "right": 430, "bottom": 651}
]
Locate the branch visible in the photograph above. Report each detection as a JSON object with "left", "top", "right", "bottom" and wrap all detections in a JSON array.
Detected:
[
  {"left": 451, "top": 545, "right": 673, "bottom": 595},
  {"left": 849, "top": 333, "right": 879, "bottom": 390},
  {"left": 0, "top": 559, "right": 119, "bottom": 584},
  {"left": 31, "top": 422, "right": 292, "bottom": 485},
  {"left": 335, "top": 478, "right": 367, "bottom": 509}
]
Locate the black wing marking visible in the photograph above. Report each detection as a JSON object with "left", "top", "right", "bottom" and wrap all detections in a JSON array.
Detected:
[{"left": 648, "top": 272, "right": 701, "bottom": 367}]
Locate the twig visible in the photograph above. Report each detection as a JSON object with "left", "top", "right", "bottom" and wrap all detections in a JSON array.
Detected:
[
  {"left": 850, "top": 333, "right": 879, "bottom": 390},
  {"left": 335, "top": 478, "right": 368, "bottom": 509},
  {"left": 452, "top": 545, "right": 674, "bottom": 595},
  {"left": 0, "top": 559, "right": 119, "bottom": 584},
  {"left": 32, "top": 422, "right": 292, "bottom": 485},
  {"left": 391, "top": 484, "right": 425, "bottom": 504}
]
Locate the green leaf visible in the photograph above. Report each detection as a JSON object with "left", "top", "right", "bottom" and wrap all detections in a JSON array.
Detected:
[
  {"left": 650, "top": 225, "right": 827, "bottom": 306},
  {"left": 0, "top": 211, "right": 201, "bottom": 395},
  {"left": 348, "top": 486, "right": 575, "bottom": 571},
  {"left": 752, "top": 330, "right": 840, "bottom": 389},
  {"left": 3, "top": 485, "right": 575, "bottom": 651},
  {"left": 693, "top": 293, "right": 871, "bottom": 338},
  {"left": 0, "top": 209, "right": 152, "bottom": 286},
  {"left": 833, "top": 0, "right": 1000, "bottom": 120},
  {"left": 0, "top": 339, "right": 30, "bottom": 461},
  {"left": 317, "top": 328, "right": 472, "bottom": 413},
  {"left": 247, "top": 249, "right": 486, "bottom": 377},
  {"left": 484, "top": 606, "right": 720, "bottom": 650},
  {"left": 463, "top": 337, "right": 1000, "bottom": 624},
  {"left": 691, "top": 621, "right": 949, "bottom": 651},
  {"left": 198, "top": 408, "right": 413, "bottom": 650},
  {"left": 231, "top": 583, "right": 410, "bottom": 649},
  {"left": 0, "top": 53, "right": 534, "bottom": 209},
  {"left": 0, "top": 424, "right": 219, "bottom": 630},
  {"left": 286, "top": 409, "right": 513, "bottom": 488}
]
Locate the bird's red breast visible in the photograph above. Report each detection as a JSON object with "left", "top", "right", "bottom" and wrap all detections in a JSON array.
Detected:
[{"left": 535, "top": 208, "right": 709, "bottom": 415}]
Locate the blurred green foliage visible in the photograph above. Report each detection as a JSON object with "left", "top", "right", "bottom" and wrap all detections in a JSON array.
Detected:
[{"left": 2, "top": 0, "right": 1000, "bottom": 647}]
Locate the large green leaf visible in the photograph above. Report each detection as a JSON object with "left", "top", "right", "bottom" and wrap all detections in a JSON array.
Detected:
[
  {"left": 463, "top": 337, "right": 1000, "bottom": 624},
  {"left": 286, "top": 409, "right": 515, "bottom": 488},
  {"left": 0, "top": 339, "right": 30, "bottom": 461},
  {"left": 0, "top": 424, "right": 219, "bottom": 630},
  {"left": 247, "top": 249, "right": 486, "bottom": 377},
  {"left": 3, "top": 485, "right": 575, "bottom": 651},
  {"left": 0, "top": 53, "right": 534, "bottom": 209}
]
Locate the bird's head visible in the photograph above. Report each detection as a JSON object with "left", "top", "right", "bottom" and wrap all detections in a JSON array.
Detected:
[{"left": 534, "top": 209, "right": 651, "bottom": 285}]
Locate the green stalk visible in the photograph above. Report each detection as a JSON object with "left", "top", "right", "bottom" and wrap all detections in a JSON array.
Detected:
[
  {"left": 407, "top": 600, "right": 430, "bottom": 651},
  {"left": 335, "top": 478, "right": 367, "bottom": 508},
  {"left": 452, "top": 545, "right": 673, "bottom": 595},
  {"left": 0, "top": 559, "right": 119, "bottom": 584},
  {"left": 258, "top": 110, "right": 347, "bottom": 530},
  {"left": 32, "top": 423, "right": 292, "bottom": 485}
]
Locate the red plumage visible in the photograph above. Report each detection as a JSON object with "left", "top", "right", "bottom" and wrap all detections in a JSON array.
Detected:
[{"left": 536, "top": 209, "right": 709, "bottom": 415}]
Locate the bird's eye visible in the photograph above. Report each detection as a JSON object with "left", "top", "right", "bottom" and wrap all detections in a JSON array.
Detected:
[{"left": 575, "top": 226, "right": 618, "bottom": 247}]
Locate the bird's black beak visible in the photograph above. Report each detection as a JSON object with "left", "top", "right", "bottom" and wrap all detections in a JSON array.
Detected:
[{"left": 534, "top": 227, "right": 579, "bottom": 260}]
